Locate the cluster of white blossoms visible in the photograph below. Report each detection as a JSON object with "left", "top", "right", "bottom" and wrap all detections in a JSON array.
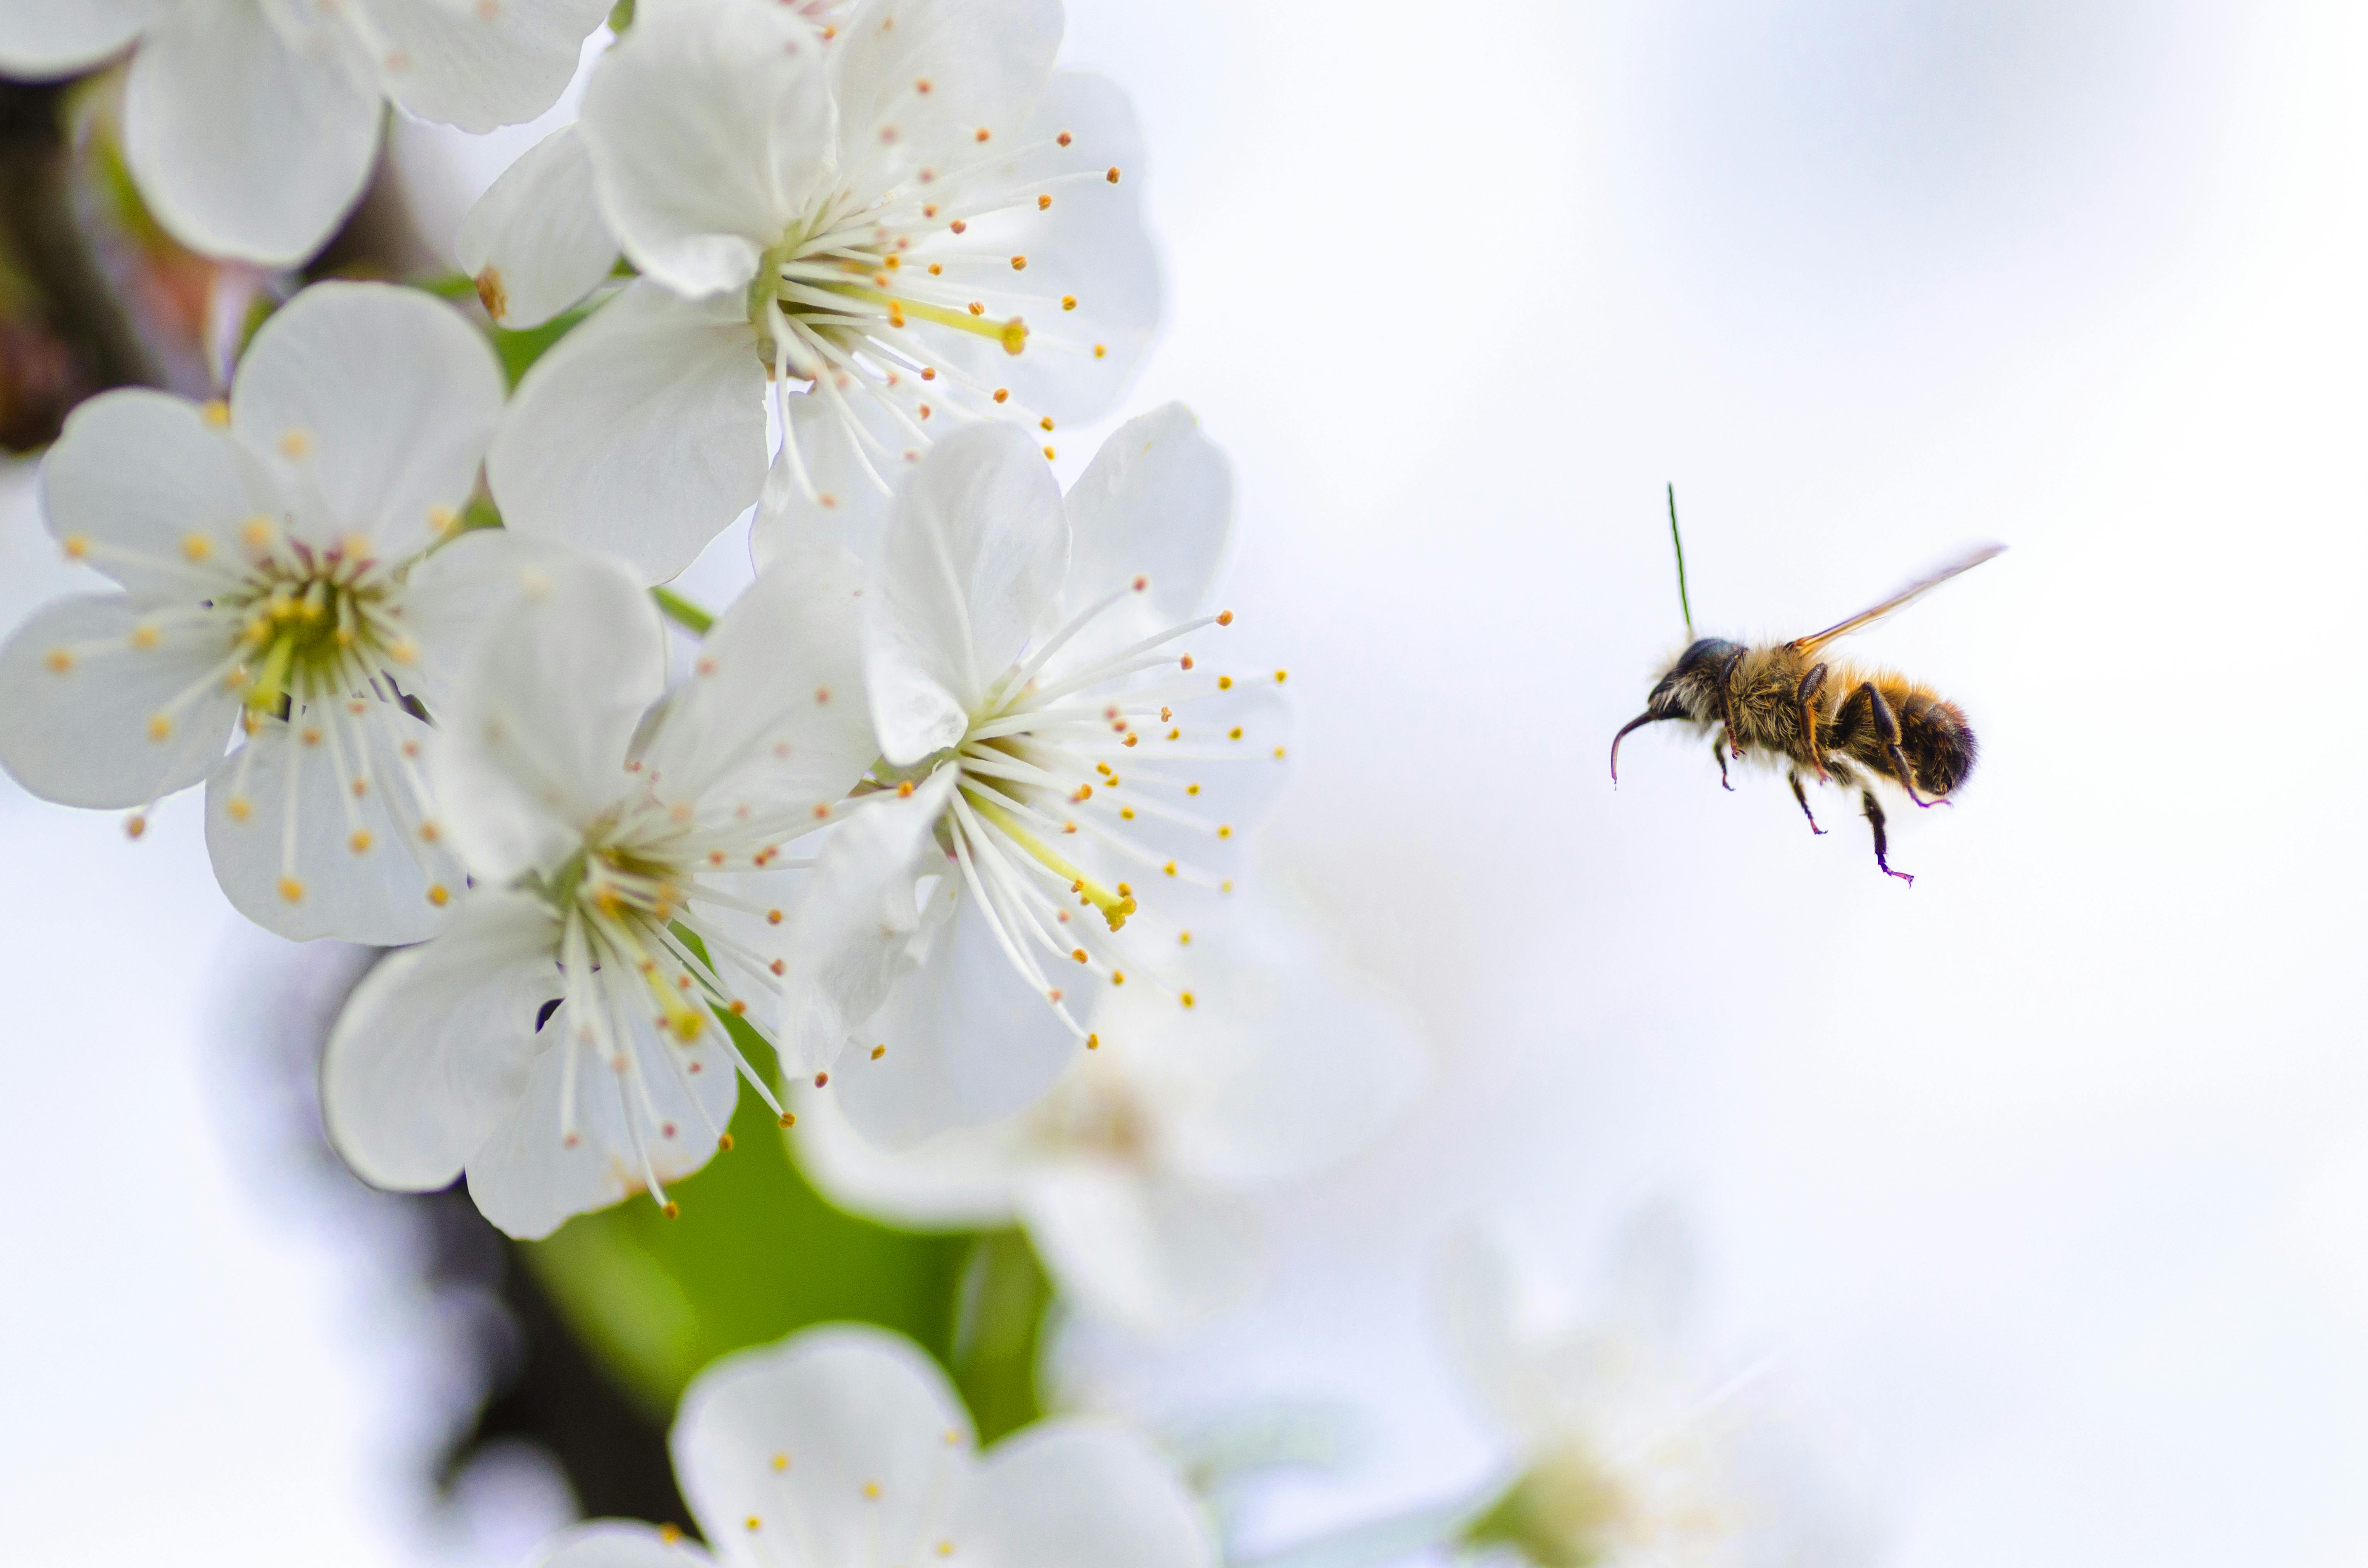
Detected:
[{"left": 0, "top": 2, "right": 1854, "bottom": 1561}]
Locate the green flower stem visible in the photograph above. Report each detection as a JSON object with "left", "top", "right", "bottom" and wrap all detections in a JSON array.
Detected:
[{"left": 949, "top": 1229, "right": 1054, "bottom": 1444}]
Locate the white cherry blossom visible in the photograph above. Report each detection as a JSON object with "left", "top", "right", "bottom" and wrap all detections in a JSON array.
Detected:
[
  {"left": 528, "top": 1323, "right": 1216, "bottom": 1568},
  {"left": 0, "top": 281, "right": 528, "bottom": 944},
  {"left": 0, "top": 0, "right": 613, "bottom": 266},
  {"left": 771, "top": 407, "right": 1287, "bottom": 1148},
  {"left": 794, "top": 899, "right": 1424, "bottom": 1336},
  {"left": 477, "top": 0, "right": 1160, "bottom": 581},
  {"left": 321, "top": 543, "right": 877, "bottom": 1237},
  {"left": 1438, "top": 1225, "right": 1866, "bottom": 1568}
]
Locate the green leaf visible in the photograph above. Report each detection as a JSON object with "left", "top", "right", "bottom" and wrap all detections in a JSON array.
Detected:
[{"left": 488, "top": 305, "right": 593, "bottom": 388}]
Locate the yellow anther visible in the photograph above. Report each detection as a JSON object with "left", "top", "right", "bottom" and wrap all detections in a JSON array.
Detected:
[
  {"left": 242, "top": 517, "right": 273, "bottom": 549},
  {"left": 1180, "top": 991, "right": 1196, "bottom": 1008},
  {"left": 1106, "top": 166, "right": 1122, "bottom": 183},
  {"left": 1120, "top": 807, "right": 1135, "bottom": 820},
  {"left": 1002, "top": 319, "right": 1027, "bottom": 355},
  {"left": 663, "top": 1201, "right": 680, "bottom": 1218},
  {"left": 1093, "top": 343, "right": 1107, "bottom": 358},
  {"left": 968, "top": 300, "right": 985, "bottom": 316},
  {"left": 1010, "top": 255, "right": 1028, "bottom": 271},
  {"left": 1186, "top": 783, "right": 1201, "bottom": 795},
  {"left": 200, "top": 399, "right": 230, "bottom": 428},
  {"left": 428, "top": 504, "right": 458, "bottom": 533},
  {"left": 427, "top": 884, "right": 449, "bottom": 906},
  {"left": 42, "top": 648, "right": 71, "bottom": 673},
  {"left": 278, "top": 429, "right": 313, "bottom": 458},
  {"left": 124, "top": 814, "right": 146, "bottom": 840},
  {"left": 1058, "top": 130, "right": 1073, "bottom": 146},
  {"left": 1041, "top": 416, "right": 1056, "bottom": 432},
  {"left": 1163, "top": 860, "right": 1177, "bottom": 876},
  {"left": 1112, "top": 971, "right": 1126, "bottom": 985},
  {"left": 1071, "top": 948, "right": 1088, "bottom": 963},
  {"left": 772, "top": 1454, "right": 790, "bottom": 1472},
  {"left": 659, "top": 1524, "right": 683, "bottom": 1544},
  {"left": 348, "top": 829, "right": 372, "bottom": 854},
  {"left": 871, "top": 1044, "right": 886, "bottom": 1060},
  {"left": 1274, "top": 746, "right": 1288, "bottom": 759},
  {"left": 1218, "top": 675, "right": 1233, "bottom": 690},
  {"left": 1085, "top": 1033, "right": 1100, "bottom": 1049},
  {"left": 1043, "top": 446, "right": 1056, "bottom": 459},
  {"left": 1275, "top": 669, "right": 1289, "bottom": 682},
  {"left": 1217, "top": 610, "right": 1235, "bottom": 625},
  {"left": 146, "top": 713, "right": 172, "bottom": 741},
  {"left": 182, "top": 532, "right": 213, "bottom": 561},
  {"left": 1229, "top": 726, "right": 1245, "bottom": 739},
  {"left": 1179, "top": 931, "right": 1192, "bottom": 945},
  {"left": 863, "top": 1481, "right": 882, "bottom": 1500},
  {"left": 62, "top": 533, "right": 89, "bottom": 560},
  {"left": 226, "top": 796, "right": 252, "bottom": 823},
  {"left": 278, "top": 876, "right": 305, "bottom": 903},
  {"left": 1218, "top": 824, "right": 1233, "bottom": 839},
  {"left": 1061, "top": 294, "right": 1077, "bottom": 310},
  {"left": 1037, "top": 193, "right": 1053, "bottom": 210},
  {"left": 130, "top": 623, "right": 161, "bottom": 649},
  {"left": 992, "top": 387, "right": 1010, "bottom": 403}
]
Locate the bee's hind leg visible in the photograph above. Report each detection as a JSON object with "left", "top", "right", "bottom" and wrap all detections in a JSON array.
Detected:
[
  {"left": 1712, "top": 731, "right": 1735, "bottom": 792},
  {"left": 1788, "top": 769, "right": 1826, "bottom": 833},
  {"left": 1862, "top": 789, "right": 1913, "bottom": 884},
  {"left": 1850, "top": 680, "right": 1939, "bottom": 808}
]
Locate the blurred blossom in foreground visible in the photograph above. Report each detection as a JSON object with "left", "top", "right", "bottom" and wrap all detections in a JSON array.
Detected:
[
  {"left": 323, "top": 543, "right": 876, "bottom": 1238},
  {"left": 475, "top": 0, "right": 1159, "bottom": 580},
  {"left": 0, "top": 281, "right": 508, "bottom": 943},
  {"left": 774, "top": 407, "right": 1287, "bottom": 1147},
  {"left": 794, "top": 894, "right": 1424, "bottom": 1336},
  {"left": 531, "top": 1322, "right": 1215, "bottom": 1568},
  {"left": 1438, "top": 1223, "right": 1865, "bottom": 1568},
  {"left": 0, "top": 0, "right": 612, "bottom": 264}
]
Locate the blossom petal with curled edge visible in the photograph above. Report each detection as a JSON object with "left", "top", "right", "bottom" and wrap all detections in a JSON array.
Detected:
[
  {"left": 457, "top": 124, "right": 620, "bottom": 331},
  {"left": 0, "top": 0, "right": 161, "bottom": 78},
  {"left": 367, "top": 0, "right": 612, "bottom": 134},
  {"left": 488, "top": 280, "right": 768, "bottom": 583}
]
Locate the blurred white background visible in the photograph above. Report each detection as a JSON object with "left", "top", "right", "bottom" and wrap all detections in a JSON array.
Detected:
[{"left": 7, "top": 0, "right": 2368, "bottom": 1562}]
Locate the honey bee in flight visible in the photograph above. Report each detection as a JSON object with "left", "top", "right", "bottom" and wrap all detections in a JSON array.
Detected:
[{"left": 1610, "top": 489, "right": 2003, "bottom": 884}]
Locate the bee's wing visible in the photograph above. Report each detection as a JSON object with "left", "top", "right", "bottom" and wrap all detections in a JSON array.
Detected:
[{"left": 1789, "top": 541, "right": 2006, "bottom": 656}]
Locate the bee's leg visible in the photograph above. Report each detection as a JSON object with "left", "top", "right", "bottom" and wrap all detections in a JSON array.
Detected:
[
  {"left": 1862, "top": 788, "right": 1912, "bottom": 883},
  {"left": 1848, "top": 681, "right": 1937, "bottom": 808},
  {"left": 1794, "top": 663, "right": 1830, "bottom": 783},
  {"left": 1716, "top": 648, "right": 1747, "bottom": 759},
  {"left": 1788, "top": 769, "right": 1825, "bottom": 833},
  {"left": 1711, "top": 730, "right": 1735, "bottom": 791}
]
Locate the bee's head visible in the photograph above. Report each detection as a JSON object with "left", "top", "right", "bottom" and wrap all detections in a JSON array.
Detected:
[
  {"left": 1643, "top": 637, "right": 1741, "bottom": 722},
  {"left": 1613, "top": 637, "right": 1739, "bottom": 784}
]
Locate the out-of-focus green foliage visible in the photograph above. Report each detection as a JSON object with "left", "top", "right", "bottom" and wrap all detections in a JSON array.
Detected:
[
  {"left": 489, "top": 306, "right": 592, "bottom": 388},
  {"left": 523, "top": 1009, "right": 1053, "bottom": 1442}
]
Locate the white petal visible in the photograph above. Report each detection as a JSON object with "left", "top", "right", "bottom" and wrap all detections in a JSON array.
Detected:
[
  {"left": 905, "top": 70, "right": 1161, "bottom": 424},
  {"left": 40, "top": 389, "right": 257, "bottom": 598},
  {"left": 429, "top": 550, "right": 668, "bottom": 882},
  {"left": 832, "top": 888, "right": 1081, "bottom": 1147},
  {"left": 362, "top": 0, "right": 610, "bottom": 133},
  {"left": 866, "top": 423, "right": 1065, "bottom": 765},
  {"left": 462, "top": 999, "right": 737, "bottom": 1238},
  {"left": 320, "top": 890, "right": 561, "bottom": 1193},
  {"left": 397, "top": 526, "right": 594, "bottom": 717},
  {"left": 748, "top": 391, "right": 906, "bottom": 574},
  {"left": 230, "top": 281, "right": 504, "bottom": 557},
  {"left": 488, "top": 281, "right": 768, "bottom": 583},
  {"left": 1132, "top": 904, "right": 1423, "bottom": 1192},
  {"left": 0, "top": 595, "right": 238, "bottom": 808},
  {"left": 1016, "top": 1165, "right": 1261, "bottom": 1336},
  {"left": 579, "top": 0, "right": 836, "bottom": 299},
  {"left": 788, "top": 1082, "right": 1024, "bottom": 1230},
  {"left": 0, "top": 0, "right": 158, "bottom": 77},
  {"left": 1430, "top": 1227, "right": 1535, "bottom": 1441},
  {"left": 955, "top": 1419, "right": 1214, "bottom": 1568},
  {"left": 203, "top": 706, "right": 452, "bottom": 945},
  {"left": 671, "top": 1324, "right": 973, "bottom": 1556},
  {"left": 829, "top": 0, "right": 1060, "bottom": 197},
  {"left": 456, "top": 124, "right": 621, "bottom": 330},
  {"left": 775, "top": 770, "right": 955, "bottom": 1076},
  {"left": 1058, "top": 403, "right": 1231, "bottom": 654},
  {"left": 529, "top": 1522, "right": 715, "bottom": 1568},
  {"left": 123, "top": 0, "right": 382, "bottom": 265},
  {"left": 639, "top": 541, "right": 876, "bottom": 816}
]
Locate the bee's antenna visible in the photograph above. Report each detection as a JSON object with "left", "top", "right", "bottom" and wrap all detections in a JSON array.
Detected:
[{"left": 1667, "top": 482, "right": 1694, "bottom": 639}]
